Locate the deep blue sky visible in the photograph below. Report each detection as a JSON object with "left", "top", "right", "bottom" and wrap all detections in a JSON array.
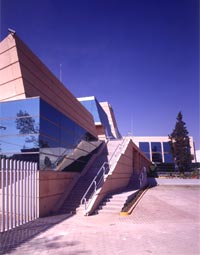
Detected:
[{"left": 1, "top": 0, "right": 199, "bottom": 149}]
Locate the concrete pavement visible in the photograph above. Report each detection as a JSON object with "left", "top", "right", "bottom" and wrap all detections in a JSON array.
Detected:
[{"left": 1, "top": 183, "right": 200, "bottom": 255}]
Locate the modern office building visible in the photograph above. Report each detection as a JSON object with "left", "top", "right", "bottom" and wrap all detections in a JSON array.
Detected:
[
  {"left": 0, "top": 33, "right": 197, "bottom": 170},
  {"left": 0, "top": 33, "right": 101, "bottom": 171},
  {"left": 0, "top": 32, "right": 152, "bottom": 218},
  {"left": 0, "top": 32, "right": 197, "bottom": 219}
]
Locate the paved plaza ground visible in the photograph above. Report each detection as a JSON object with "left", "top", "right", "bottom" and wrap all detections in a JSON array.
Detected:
[{"left": 1, "top": 181, "right": 200, "bottom": 255}]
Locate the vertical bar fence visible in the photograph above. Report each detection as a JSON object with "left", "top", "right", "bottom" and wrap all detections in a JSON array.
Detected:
[{"left": 0, "top": 158, "right": 38, "bottom": 232}]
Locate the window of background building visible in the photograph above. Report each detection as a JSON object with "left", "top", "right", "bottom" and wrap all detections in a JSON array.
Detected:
[
  {"left": 163, "top": 142, "right": 174, "bottom": 163},
  {"left": 139, "top": 142, "right": 150, "bottom": 152},
  {"left": 163, "top": 142, "right": 171, "bottom": 153},
  {"left": 139, "top": 142, "right": 150, "bottom": 160},
  {"left": 151, "top": 142, "right": 162, "bottom": 163},
  {"left": 164, "top": 153, "right": 174, "bottom": 163}
]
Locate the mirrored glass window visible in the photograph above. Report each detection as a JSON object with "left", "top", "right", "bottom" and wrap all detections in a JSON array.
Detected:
[
  {"left": 0, "top": 97, "right": 39, "bottom": 119},
  {"left": 0, "top": 97, "right": 99, "bottom": 172},
  {"left": 40, "top": 99, "right": 60, "bottom": 124},
  {"left": 139, "top": 142, "right": 150, "bottom": 153},
  {"left": 40, "top": 118, "right": 60, "bottom": 142},
  {"left": 151, "top": 142, "right": 161, "bottom": 153},
  {"left": 164, "top": 154, "right": 174, "bottom": 163},
  {"left": 152, "top": 153, "right": 162, "bottom": 163},
  {"left": 163, "top": 142, "right": 171, "bottom": 153}
]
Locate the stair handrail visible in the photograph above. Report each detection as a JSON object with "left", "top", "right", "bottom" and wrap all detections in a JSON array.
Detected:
[
  {"left": 80, "top": 137, "right": 129, "bottom": 211},
  {"left": 108, "top": 137, "right": 127, "bottom": 164},
  {"left": 80, "top": 161, "right": 110, "bottom": 209}
]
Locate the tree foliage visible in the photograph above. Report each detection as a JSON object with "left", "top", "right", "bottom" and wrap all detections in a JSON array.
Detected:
[
  {"left": 15, "top": 110, "right": 37, "bottom": 134},
  {"left": 15, "top": 110, "right": 39, "bottom": 146},
  {"left": 169, "top": 111, "right": 191, "bottom": 173}
]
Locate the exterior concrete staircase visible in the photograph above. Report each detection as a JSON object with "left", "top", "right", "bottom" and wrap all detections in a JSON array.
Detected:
[
  {"left": 57, "top": 139, "right": 124, "bottom": 215},
  {"left": 97, "top": 189, "right": 139, "bottom": 215},
  {"left": 95, "top": 170, "right": 148, "bottom": 215},
  {"left": 95, "top": 174, "right": 141, "bottom": 215}
]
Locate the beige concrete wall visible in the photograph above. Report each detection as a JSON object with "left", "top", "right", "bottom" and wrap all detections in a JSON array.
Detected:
[
  {"left": 86, "top": 139, "right": 150, "bottom": 215},
  {"left": 0, "top": 35, "right": 25, "bottom": 101},
  {"left": 38, "top": 171, "right": 79, "bottom": 217},
  {"left": 0, "top": 34, "right": 97, "bottom": 137},
  {"left": 0, "top": 170, "right": 79, "bottom": 218}
]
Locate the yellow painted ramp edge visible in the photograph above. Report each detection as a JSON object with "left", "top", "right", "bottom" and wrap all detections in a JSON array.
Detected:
[{"left": 119, "top": 186, "right": 150, "bottom": 216}]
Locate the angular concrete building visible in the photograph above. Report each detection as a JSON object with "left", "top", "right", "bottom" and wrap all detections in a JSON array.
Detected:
[
  {"left": 0, "top": 33, "right": 100, "bottom": 171},
  {"left": 78, "top": 96, "right": 121, "bottom": 140},
  {"left": 0, "top": 33, "right": 151, "bottom": 218}
]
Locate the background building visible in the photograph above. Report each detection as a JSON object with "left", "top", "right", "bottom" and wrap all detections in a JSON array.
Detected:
[{"left": 132, "top": 136, "right": 196, "bottom": 164}]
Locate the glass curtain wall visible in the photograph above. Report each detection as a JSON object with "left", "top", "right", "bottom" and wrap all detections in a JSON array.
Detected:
[
  {"left": 79, "top": 98, "right": 113, "bottom": 138},
  {"left": 163, "top": 142, "right": 173, "bottom": 163},
  {"left": 0, "top": 97, "right": 100, "bottom": 171},
  {"left": 139, "top": 142, "right": 150, "bottom": 160},
  {"left": 139, "top": 141, "right": 174, "bottom": 163}
]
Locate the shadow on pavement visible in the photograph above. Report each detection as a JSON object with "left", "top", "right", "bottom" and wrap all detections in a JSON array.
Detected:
[
  {"left": 147, "top": 177, "right": 158, "bottom": 188},
  {"left": 0, "top": 213, "right": 72, "bottom": 255}
]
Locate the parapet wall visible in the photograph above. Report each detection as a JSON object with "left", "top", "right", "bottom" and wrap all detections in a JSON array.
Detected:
[{"left": 38, "top": 171, "right": 79, "bottom": 217}]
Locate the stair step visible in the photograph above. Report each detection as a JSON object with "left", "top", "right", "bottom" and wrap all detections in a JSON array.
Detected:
[
  {"left": 57, "top": 140, "right": 128, "bottom": 216},
  {"left": 101, "top": 205, "right": 123, "bottom": 211},
  {"left": 98, "top": 209, "right": 120, "bottom": 215}
]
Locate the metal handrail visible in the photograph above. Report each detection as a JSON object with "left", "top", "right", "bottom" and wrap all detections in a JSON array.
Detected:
[
  {"left": 80, "top": 137, "right": 128, "bottom": 211},
  {"left": 80, "top": 162, "right": 110, "bottom": 209},
  {"left": 109, "top": 137, "right": 126, "bottom": 163}
]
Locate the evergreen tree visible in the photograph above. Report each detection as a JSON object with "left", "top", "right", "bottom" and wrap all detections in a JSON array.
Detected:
[{"left": 169, "top": 112, "right": 191, "bottom": 173}]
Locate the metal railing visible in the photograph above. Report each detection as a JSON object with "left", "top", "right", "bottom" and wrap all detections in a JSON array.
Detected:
[
  {"left": 81, "top": 137, "right": 128, "bottom": 211},
  {"left": 81, "top": 162, "right": 110, "bottom": 209},
  {"left": 0, "top": 158, "right": 38, "bottom": 232},
  {"left": 109, "top": 138, "right": 127, "bottom": 164}
]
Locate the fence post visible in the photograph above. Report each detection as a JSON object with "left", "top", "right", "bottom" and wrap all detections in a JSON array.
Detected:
[
  {"left": 13, "top": 160, "right": 17, "bottom": 229},
  {"left": 1, "top": 159, "right": 38, "bottom": 232},
  {"left": 1, "top": 158, "right": 5, "bottom": 232}
]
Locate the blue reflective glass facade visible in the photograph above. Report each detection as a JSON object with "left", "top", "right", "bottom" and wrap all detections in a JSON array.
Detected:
[
  {"left": 164, "top": 154, "right": 173, "bottom": 163},
  {"left": 139, "top": 142, "right": 150, "bottom": 159},
  {"left": 163, "top": 142, "right": 170, "bottom": 153},
  {"left": 163, "top": 142, "right": 173, "bottom": 162},
  {"left": 139, "top": 141, "right": 174, "bottom": 163},
  {"left": 139, "top": 142, "right": 149, "bottom": 152},
  {"left": 151, "top": 142, "right": 161, "bottom": 152},
  {"left": 151, "top": 142, "right": 162, "bottom": 163},
  {"left": 0, "top": 97, "right": 100, "bottom": 171},
  {"left": 79, "top": 98, "right": 113, "bottom": 138}
]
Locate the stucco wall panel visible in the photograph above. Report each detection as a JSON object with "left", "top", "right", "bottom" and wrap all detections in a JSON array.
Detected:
[
  {"left": 0, "top": 47, "right": 19, "bottom": 69},
  {"left": 0, "top": 78, "right": 25, "bottom": 101},
  {"left": 0, "top": 34, "right": 16, "bottom": 54},
  {"left": 38, "top": 171, "right": 78, "bottom": 217},
  {"left": 0, "top": 62, "right": 21, "bottom": 85}
]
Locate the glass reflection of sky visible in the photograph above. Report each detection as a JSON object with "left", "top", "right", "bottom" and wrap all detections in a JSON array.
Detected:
[{"left": 0, "top": 97, "right": 99, "bottom": 171}]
